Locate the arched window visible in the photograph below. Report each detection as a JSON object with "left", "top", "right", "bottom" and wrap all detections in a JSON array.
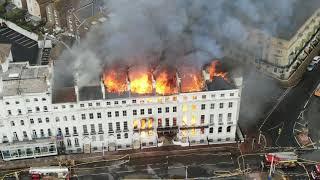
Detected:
[
  {"left": 67, "top": 139, "right": 72, "bottom": 147},
  {"left": 75, "top": 138, "right": 79, "bottom": 146}
]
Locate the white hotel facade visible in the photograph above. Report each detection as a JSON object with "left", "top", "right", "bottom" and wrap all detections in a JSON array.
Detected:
[{"left": 0, "top": 56, "right": 243, "bottom": 161}]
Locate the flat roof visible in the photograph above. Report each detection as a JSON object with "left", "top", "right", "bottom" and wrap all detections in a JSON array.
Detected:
[{"left": 2, "top": 62, "right": 49, "bottom": 96}]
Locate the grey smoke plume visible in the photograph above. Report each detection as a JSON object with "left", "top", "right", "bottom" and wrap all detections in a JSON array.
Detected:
[{"left": 55, "top": 0, "right": 309, "bottom": 87}]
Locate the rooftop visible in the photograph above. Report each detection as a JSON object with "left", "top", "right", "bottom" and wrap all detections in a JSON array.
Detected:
[
  {"left": 0, "top": 43, "right": 11, "bottom": 64},
  {"left": 1, "top": 62, "right": 49, "bottom": 96}
]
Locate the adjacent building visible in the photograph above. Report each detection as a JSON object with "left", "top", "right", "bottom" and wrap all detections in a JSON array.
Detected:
[{"left": 0, "top": 60, "right": 243, "bottom": 161}]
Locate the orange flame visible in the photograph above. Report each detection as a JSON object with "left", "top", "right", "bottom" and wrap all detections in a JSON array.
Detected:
[
  {"left": 180, "top": 70, "right": 204, "bottom": 93},
  {"left": 208, "top": 60, "right": 228, "bottom": 81},
  {"left": 129, "top": 71, "right": 153, "bottom": 94},
  {"left": 103, "top": 70, "right": 128, "bottom": 94},
  {"left": 155, "top": 70, "right": 178, "bottom": 95}
]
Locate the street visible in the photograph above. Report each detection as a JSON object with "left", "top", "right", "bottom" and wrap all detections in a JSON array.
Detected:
[{"left": 260, "top": 66, "right": 320, "bottom": 147}]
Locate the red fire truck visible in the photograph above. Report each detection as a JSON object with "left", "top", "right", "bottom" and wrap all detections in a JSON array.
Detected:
[
  {"left": 29, "top": 166, "right": 70, "bottom": 180},
  {"left": 311, "top": 164, "right": 320, "bottom": 179},
  {"left": 262, "top": 152, "right": 298, "bottom": 168}
]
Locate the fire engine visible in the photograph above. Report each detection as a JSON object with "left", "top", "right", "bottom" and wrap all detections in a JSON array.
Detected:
[
  {"left": 262, "top": 152, "right": 298, "bottom": 168},
  {"left": 311, "top": 164, "right": 320, "bottom": 179},
  {"left": 29, "top": 166, "right": 70, "bottom": 180}
]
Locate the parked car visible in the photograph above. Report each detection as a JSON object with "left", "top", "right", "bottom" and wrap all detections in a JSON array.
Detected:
[
  {"left": 312, "top": 56, "right": 320, "bottom": 64},
  {"left": 307, "top": 62, "right": 317, "bottom": 71}
]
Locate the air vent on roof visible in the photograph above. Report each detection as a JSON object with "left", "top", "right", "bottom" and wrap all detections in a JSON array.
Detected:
[{"left": 8, "top": 73, "right": 19, "bottom": 78}]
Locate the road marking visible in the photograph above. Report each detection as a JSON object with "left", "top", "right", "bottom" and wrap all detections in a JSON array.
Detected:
[{"left": 259, "top": 87, "right": 292, "bottom": 131}]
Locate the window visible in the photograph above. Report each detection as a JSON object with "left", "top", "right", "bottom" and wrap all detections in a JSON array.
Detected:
[
  {"left": 34, "top": 98, "right": 38, "bottom": 102},
  {"left": 80, "top": 104, "right": 84, "bottom": 107},
  {"left": 98, "top": 123, "right": 103, "bottom": 133},
  {"left": 219, "top": 103, "right": 224, "bottom": 109},
  {"left": 165, "top": 107, "right": 169, "bottom": 113},
  {"left": 89, "top": 113, "right": 94, "bottom": 119},
  {"left": 108, "top": 123, "right": 113, "bottom": 132},
  {"left": 124, "top": 121, "right": 128, "bottom": 130},
  {"left": 57, "top": 128, "right": 62, "bottom": 136},
  {"left": 40, "top": 129, "right": 45, "bottom": 137},
  {"left": 132, "top": 99, "right": 136, "bottom": 103},
  {"left": 7, "top": 110, "right": 11, "bottom": 115},
  {"left": 75, "top": 138, "right": 79, "bottom": 146},
  {"left": 200, "top": 115, "right": 205, "bottom": 124},
  {"left": 67, "top": 139, "right": 72, "bottom": 147},
  {"left": 230, "top": 93, "right": 234, "bottom": 96},
  {"left": 30, "top": 118, "right": 34, "bottom": 124},
  {"left": 192, "top": 96, "right": 197, "bottom": 100},
  {"left": 48, "top": 129, "right": 52, "bottom": 136},
  {"left": 227, "top": 113, "right": 232, "bottom": 121},
  {"left": 173, "top": 106, "right": 177, "bottom": 112},
  {"left": 227, "top": 126, "right": 231, "bottom": 133},
  {"left": 73, "top": 127, "right": 78, "bottom": 135},
  {"left": 13, "top": 132, "right": 18, "bottom": 141},
  {"left": 201, "top": 127, "right": 205, "bottom": 134},
  {"left": 220, "top": 94, "right": 225, "bottom": 97},
  {"left": 96, "top": 102, "right": 101, "bottom": 106},
  {"left": 209, "top": 127, "right": 213, "bottom": 133},
  {"left": 97, "top": 113, "right": 101, "bottom": 119},
  {"left": 106, "top": 102, "right": 111, "bottom": 105},
  {"left": 218, "top": 114, "right": 223, "bottom": 122},
  {"left": 20, "top": 120, "right": 24, "bottom": 125},
  {"left": 71, "top": 115, "right": 75, "bottom": 120},
  {"left": 124, "top": 133, "right": 128, "bottom": 139},
  {"left": 202, "top": 95, "right": 206, "bottom": 99},
  {"left": 26, "top": 99, "right": 30, "bottom": 102},
  {"left": 42, "top": 98, "right": 46, "bottom": 101},
  {"left": 45, "top": 117, "right": 50, "bottom": 122},
  {"left": 201, "top": 104, "right": 206, "bottom": 110},
  {"left": 32, "top": 130, "right": 37, "bottom": 138},
  {"left": 115, "top": 111, "right": 119, "bottom": 117},
  {"left": 108, "top": 112, "right": 112, "bottom": 117},
  {"left": 117, "top": 134, "right": 121, "bottom": 139},
  {"left": 210, "top": 114, "right": 214, "bottom": 124},
  {"left": 158, "top": 118, "right": 162, "bottom": 127},
  {"left": 90, "top": 124, "right": 96, "bottom": 134},
  {"left": 36, "top": 107, "right": 40, "bottom": 112},
  {"left": 15, "top": 101, "right": 19, "bottom": 104},
  {"left": 23, "top": 131, "right": 28, "bottom": 138},
  {"left": 116, "top": 122, "right": 120, "bottom": 131},
  {"left": 63, "top": 116, "right": 67, "bottom": 121},
  {"left": 65, "top": 127, "right": 70, "bottom": 136},
  {"left": 123, "top": 110, "right": 127, "bottom": 116},
  {"left": 18, "top": 109, "right": 22, "bottom": 114},
  {"left": 228, "top": 102, "right": 233, "bottom": 108},
  {"left": 55, "top": 117, "right": 60, "bottom": 122},
  {"left": 173, "top": 118, "right": 177, "bottom": 126},
  {"left": 62, "top": 105, "right": 66, "bottom": 109},
  {"left": 83, "top": 125, "right": 88, "bottom": 135},
  {"left": 114, "top": 101, "right": 119, "bottom": 105},
  {"left": 165, "top": 118, "right": 170, "bottom": 127},
  {"left": 218, "top": 127, "right": 222, "bottom": 133},
  {"left": 122, "top": 100, "right": 126, "bottom": 104},
  {"left": 88, "top": 103, "right": 92, "bottom": 107},
  {"left": 192, "top": 104, "right": 197, "bottom": 111},
  {"left": 5, "top": 102, "right": 9, "bottom": 105},
  {"left": 140, "top": 109, "right": 144, "bottom": 115},
  {"left": 158, "top": 108, "right": 162, "bottom": 113},
  {"left": 81, "top": 114, "right": 86, "bottom": 120},
  {"left": 27, "top": 108, "right": 32, "bottom": 113},
  {"left": 38, "top": 118, "right": 42, "bottom": 123},
  {"left": 148, "top": 108, "right": 152, "bottom": 114},
  {"left": 133, "top": 110, "right": 137, "bottom": 116},
  {"left": 10, "top": 121, "right": 15, "bottom": 126}
]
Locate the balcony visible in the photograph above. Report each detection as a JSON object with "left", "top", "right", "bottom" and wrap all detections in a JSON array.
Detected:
[
  {"left": 98, "top": 131, "right": 104, "bottom": 134},
  {"left": 83, "top": 132, "right": 89, "bottom": 136},
  {"left": 90, "top": 131, "right": 96, "bottom": 135}
]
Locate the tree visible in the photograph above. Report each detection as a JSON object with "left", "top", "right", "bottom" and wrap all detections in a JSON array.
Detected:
[{"left": 0, "top": 4, "right": 5, "bottom": 15}]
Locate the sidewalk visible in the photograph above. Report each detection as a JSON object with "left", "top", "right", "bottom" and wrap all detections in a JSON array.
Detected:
[{"left": 0, "top": 143, "right": 240, "bottom": 171}]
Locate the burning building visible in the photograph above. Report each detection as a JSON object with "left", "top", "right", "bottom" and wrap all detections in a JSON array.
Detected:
[{"left": 0, "top": 59, "right": 242, "bottom": 160}]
